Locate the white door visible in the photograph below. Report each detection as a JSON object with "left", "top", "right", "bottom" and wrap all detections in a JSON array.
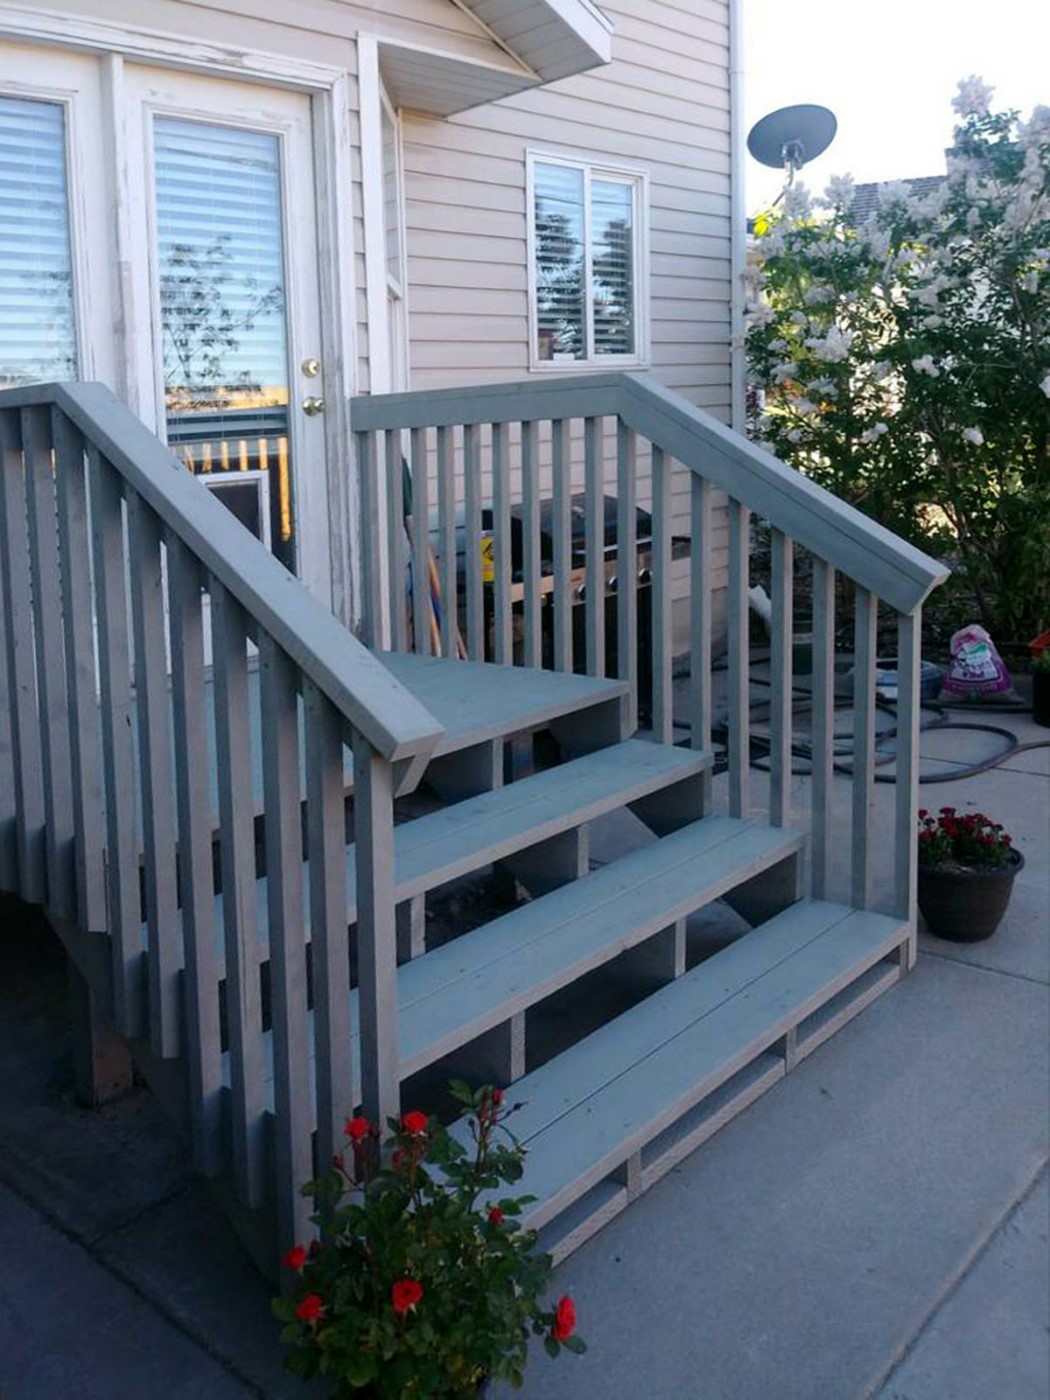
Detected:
[{"left": 123, "top": 69, "right": 331, "bottom": 599}]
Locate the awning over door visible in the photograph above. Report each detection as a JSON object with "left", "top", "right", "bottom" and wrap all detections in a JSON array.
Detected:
[{"left": 378, "top": 0, "right": 613, "bottom": 117}]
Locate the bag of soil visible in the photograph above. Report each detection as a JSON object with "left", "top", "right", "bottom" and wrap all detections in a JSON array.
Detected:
[{"left": 941, "top": 624, "right": 1019, "bottom": 703}]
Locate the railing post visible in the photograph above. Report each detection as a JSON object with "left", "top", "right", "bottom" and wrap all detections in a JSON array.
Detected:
[
  {"left": 584, "top": 416, "right": 605, "bottom": 680},
  {"left": 464, "top": 423, "right": 484, "bottom": 661},
  {"left": 810, "top": 560, "right": 836, "bottom": 900},
  {"left": 491, "top": 422, "right": 512, "bottom": 666},
  {"left": 851, "top": 587, "right": 878, "bottom": 910},
  {"left": 356, "top": 428, "right": 384, "bottom": 647},
  {"left": 552, "top": 419, "right": 573, "bottom": 674},
  {"left": 727, "top": 499, "right": 751, "bottom": 819},
  {"left": 689, "top": 476, "right": 712, "bottom": 785},
  {"left": 437, "top": 425, "right": 457, "bottom": 660},
  {"left": 353, "top": 732, "right": 400, "bottom": 1128},
  {"left": 409, "top": 427, "right": 432, "bottom": 657},
  {"left": 521, "top": 420, "right": 542, "bottom": 668},
  {"left": 650, "top": 444, "right": 673, "bottom": 744},
  {"left": 769, "top": 530, "right": 794, "bottom": 827},
  {"left": 894, "top": 608, "right": 922, "bottom": 967},
  {"left": 0, "top": 407, "right": 45, "bottom": 903},
  {"left": 616, "top": 419, "right": 638, "bottom": 732}
]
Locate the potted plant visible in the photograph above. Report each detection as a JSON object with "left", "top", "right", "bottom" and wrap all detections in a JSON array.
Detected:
[
  {"left": 1031, "top": 647, "right": 1050, "bottom": 728},
  {"left": 917, "top": 807, "right": 1024, "bottom": 941},
  {"left": 274, "top": 1083, "right": 585, "bottom": 1397}
]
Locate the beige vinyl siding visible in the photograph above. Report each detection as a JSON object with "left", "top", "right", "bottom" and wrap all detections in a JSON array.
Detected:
[{"left": 398, "top": 0, "right": 734, "bottom": 636}]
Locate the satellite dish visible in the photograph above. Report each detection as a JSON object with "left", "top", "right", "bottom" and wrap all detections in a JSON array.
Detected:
[{"left": 747, "top": 104, "right": 837, "bottom": 184}]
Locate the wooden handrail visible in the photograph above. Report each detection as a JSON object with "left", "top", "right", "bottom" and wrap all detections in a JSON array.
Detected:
[
  {"left": 351, "top": 371, "right": 949, "bottom": 617},
  {"left": 0, "top": 382, "right": 442, "bottom": 766}
]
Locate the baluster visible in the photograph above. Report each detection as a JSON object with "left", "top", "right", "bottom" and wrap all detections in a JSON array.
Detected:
[
  {"left": 128, "top": 493, "right": 180, "bottom": 1058},
  {"left": 24, "top": 406, "right": 75, "bottom": 918},
  {"left": 409, "top": 427, "right": 431, "bottom": 656},
  {"left": 53, "top": 410, "right": 105, "bottom": 932},
  {"left": 551, "top": 419, "right": 573, "bottom": 673},
  {"left": 521, "top": 420, "right": 542, "bottom": 668},
  {"left": 0, "top": 409, "right": 45, "bottom": 902},
  {"left": 304, "top": 680, "right": 353, "bottom": 1170},
  {"left": 616, "top": 420, "right": 638, "bottom": 731},
  {"left": 894, "top": 608, "right": 922, "bottom": 967},
  {"left": 769, "top": 530, "right": 794, "bottom": 828},
  {"left": 168, "top": 539, "right": 222, "bottom": 1175},
  {"left": 491, "top": 421, "right": 512, "bottom": 665},
  {"left": 353, "top": 733, "right": 400, "bottom": 1127},
  {"left": 464, "top": 423, "right": 484, "bottom": 661},
  {"left": 727, "top": 498, "right": 751, "bottom": 819},
  {"left": 385, "top": 430, "right": 407, "bottom": 651},
  {"left": 437, "top": 425, "right": 457, "bottom": 660},
  {"left": 584, "top": 417, "right": 604, "bottom": 679},
  {"left": 651, "top": 445, "right": 672, "bottom": 744},
  {"left": 852, "top": 586, "right": 878, "bottom": 909},
  {"left": 690, "top": 476, "right": 713, "bottom": 783},
  {"left": 810, "top": 559, "right": 836, "bottom": 899},
  {"left": 88, "top": 447, "right": 144, "bottom": 1036},
  {"left": 211, "top": 579, "right": 265, "bottom": 1207},
  {"left": 0, "top": 423, "right": 14, "bottom": 891},
  {"left": 355, "top": 430, "right": 383, "bottom": 647},
  {"left": 259, "top": 634, "right": 312, "bottom": 1247}
]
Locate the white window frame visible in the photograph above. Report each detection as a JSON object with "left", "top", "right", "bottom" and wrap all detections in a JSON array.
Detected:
[{"left": 526, "top": 150, "right": 650, "bottom": 373}]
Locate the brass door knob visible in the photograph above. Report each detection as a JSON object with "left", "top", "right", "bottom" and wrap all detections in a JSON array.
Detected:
[{"left": 302, "top": 396, "right": 325, "bottom": 416}]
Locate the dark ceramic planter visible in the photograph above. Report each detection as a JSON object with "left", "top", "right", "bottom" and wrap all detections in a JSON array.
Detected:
[
  {"left": 918, "top": 849, "right": 1024, "bottom": 942},
  {"left": 1033, "top": 670, "right": 1050, "bottom": 728}
]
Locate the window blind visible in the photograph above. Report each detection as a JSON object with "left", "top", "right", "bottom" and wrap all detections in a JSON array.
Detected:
[
  {"left": 592, "top": 178, "right": 635, "bottom": 357},
  {"left": 0, "top": 96, "right": 77, "bottom": 388},
  {"left": 533, "top": 161, "right": 586, "bottom": 361}
]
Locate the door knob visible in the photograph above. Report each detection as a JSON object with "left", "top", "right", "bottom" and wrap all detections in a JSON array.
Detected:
[{"left": 302, "top": 396, "right": 325, "bottom": 416}]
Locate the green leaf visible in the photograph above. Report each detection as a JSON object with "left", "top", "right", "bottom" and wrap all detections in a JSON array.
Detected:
[{"left": 543, "top": 1336, "right": 561, "bottom": 1360}]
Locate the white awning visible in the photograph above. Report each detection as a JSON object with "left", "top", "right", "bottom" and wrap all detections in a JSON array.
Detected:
[{"left": 379, "top": 0, "right": 613, "bottom": 117}]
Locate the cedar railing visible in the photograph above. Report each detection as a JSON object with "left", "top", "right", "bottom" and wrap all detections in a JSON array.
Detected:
[
  {"left": 352, "top": 371, "right": 947, "bottom": 942},
  {"left": 0, "top": 381, "right": 441, "bottom": 1252}
]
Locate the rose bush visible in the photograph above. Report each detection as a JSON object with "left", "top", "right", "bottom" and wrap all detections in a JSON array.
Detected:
[
  {"left": 274, "top": 1083, "right": 585, "bottom": 1398},
  {"left": 747, "top": 79, "right": 1050, "bottom": 640}
]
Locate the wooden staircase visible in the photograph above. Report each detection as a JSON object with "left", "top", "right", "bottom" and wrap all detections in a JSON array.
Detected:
[{"left": 0, "top": 378, "right": 946, "bottom": 1277}]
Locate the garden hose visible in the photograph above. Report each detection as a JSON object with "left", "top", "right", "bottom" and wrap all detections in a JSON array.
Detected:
[{"left": 689, "top": 661, "right": 1050, "bottom": 785}]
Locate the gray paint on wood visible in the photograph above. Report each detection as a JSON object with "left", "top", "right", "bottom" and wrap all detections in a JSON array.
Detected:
[
  {"left": 810, "top": 559, "right": 835, "bottom": 900},
  {"left": 53, "top": 410, "right": 106, "bottom": 933},
  {"left": 0, "top": 408, "right": 45, "bottom": 902}
]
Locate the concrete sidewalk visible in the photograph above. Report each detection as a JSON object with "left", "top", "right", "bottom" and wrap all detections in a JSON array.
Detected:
[{"left": 1, "top": 713, "right": 1047, "bottom": 1400}]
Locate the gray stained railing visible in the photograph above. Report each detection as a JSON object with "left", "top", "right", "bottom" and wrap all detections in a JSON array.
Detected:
[
  {"left": 0, "top": 381, "right": 442, "bottom": 1248},
  {"left": 352, "top": 371, "right": 947, "bottom": 940}
]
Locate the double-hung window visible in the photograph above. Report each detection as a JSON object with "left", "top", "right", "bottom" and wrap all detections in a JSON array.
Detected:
[{"left": 527, "top": 152, "right": 648, "bottom": 370}]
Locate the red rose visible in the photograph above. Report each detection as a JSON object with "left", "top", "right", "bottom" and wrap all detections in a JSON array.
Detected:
[
  {"left": 391, "top": 1278, "right": 424, "bottom": 1315},
  {"left": 401, "top": 1110, "right": 429, "bottom": 1136},
  {"left": 344, "top": 1115, "right": 372, "bottom": 1142},
  {"left": 295, "top": 1293, "right": 325, "bottom": 1324},
  {"left": 491, "top": 1087, "right": 504, "bottom": 1106},
  {"left": 283, "top": 1244, "right": 307, "bottom": 1272},
  {"left": 488, "top": 1206, "right": 505, "bottom": 1225},
  {"left": 552, "top": 1294, "right": 576, "bottom": 1341}
]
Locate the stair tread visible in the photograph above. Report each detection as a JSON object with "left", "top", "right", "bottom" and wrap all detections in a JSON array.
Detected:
[
  {"left": 377, "top": 652, "right": 627, "bottom": 755},
  {"left": 192, "top": 739, "right": 713, "bottom": 969},
  {"left": 394, "top": 816, "right": 804, "bottom": 1076},
  {"left": 486, "top": 900, "right": 905, "bottom": 1226}
]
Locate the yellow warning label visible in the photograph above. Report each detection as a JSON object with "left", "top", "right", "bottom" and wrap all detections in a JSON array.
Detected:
[{"left": 480, "top": 533, "right": 495, "bottom": 584}]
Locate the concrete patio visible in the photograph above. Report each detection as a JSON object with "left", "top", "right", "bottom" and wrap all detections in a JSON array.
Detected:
[{"left": 1, "top": 707, "right": 1046, "bottom": 1399}]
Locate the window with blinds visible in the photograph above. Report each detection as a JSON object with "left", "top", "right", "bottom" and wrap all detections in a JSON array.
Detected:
[
  {"left": 0, "top": 95, "right": 78, "bottom": 388},
  {"left": 529, "top": 155, "right": 645, "bottom": 368}
]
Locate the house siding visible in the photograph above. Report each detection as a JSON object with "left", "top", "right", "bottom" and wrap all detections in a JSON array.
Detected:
[{"left": 398, "top": 0, "right": 734, "bottom": 625}]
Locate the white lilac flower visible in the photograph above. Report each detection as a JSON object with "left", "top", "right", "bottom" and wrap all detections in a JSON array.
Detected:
[
  {"left": 745, "top": 302, "right": 775, "bottom": 329},
  {"left": 793, "top": 398, "right": 818, "bottom": 416},
  {"left": 1041, "top": 372, "right": 1050, "bottom": 398},
  {"left": 860, "top": 422, "right": 890, "bottom": 444},
  {"left": 782, "top": 183, "right": 813, "bottom": 220},
  {"left": 863, "top": 224, "right": 892, "bottom": 260},
  {"left": 1022, "top": 271, "right": 1039, "bottom": 294},
  {"left": 804, "top": 325, "right": 855, "bottom": 363},
  {"left": 803, "top": 284, "right": 833, "bottom": 305},
  {"left": 823, "top": 173, "right": 855, "bottom": 207},
  {"left": 923, "top": 315, "right": 944, "bottom": 329},
  {"left": 807, "top": 378, "right": 837, "bottom": 398},
  {"left": 878, "top": 180, "right": 912, "bottom": 212},
  {"left": 966, "top": 207, "right": 982, "bottom": 231},
  {"left": 872, "top": 361, "right": 894, "bottom": 382},
  {"left": 786, "top": 428, "right": 804, "bottom": 444},
  {"left": 1018, "top": 105, "right": 1050, "bottom": 149},
  {"left": 912, "top": 355, "right": 940, "bottom": 377},
  {"left": 772, "top": 362, "right": 799, "bottom": 384},
  {"left": 769, "top": 338, "right": 789, "bottom": 353},
  {"left": 962, "top": 427, "right": 984, "bottom": 445},
  {"left": 789, "top": 310, "right": 808, "bottom": 327},
  {"left": 952, "top": 75, "right": 994, "bottom": 120}
]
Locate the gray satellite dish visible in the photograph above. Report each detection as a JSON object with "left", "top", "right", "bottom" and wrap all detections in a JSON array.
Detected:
[{"left": 747, "top": 104, "right": 837, "bottom": 183}]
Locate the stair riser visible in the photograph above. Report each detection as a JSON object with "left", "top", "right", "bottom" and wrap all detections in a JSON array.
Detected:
[{"left": 524, "top": 942, "right": 906, "bottom": 1246}]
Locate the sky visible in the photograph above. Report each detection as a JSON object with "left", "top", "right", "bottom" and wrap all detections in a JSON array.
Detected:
[{"left": 743, "top": 0, "right": 1050, "bottom": 214}]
